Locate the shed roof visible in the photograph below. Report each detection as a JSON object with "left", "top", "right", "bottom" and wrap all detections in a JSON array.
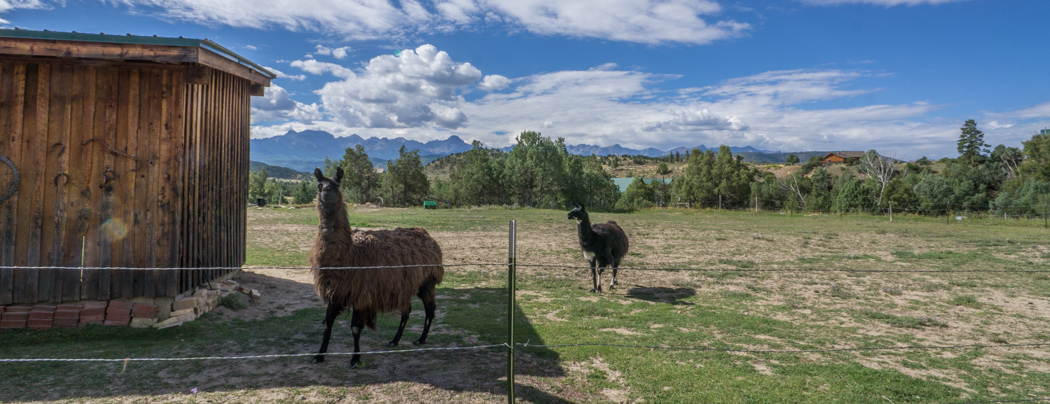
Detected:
[
  {"left": 824, "top": 151, "right": 866, "bottom": 159},
  {"left": 0, "top": 29, "right": 274, "bottom": 86}
]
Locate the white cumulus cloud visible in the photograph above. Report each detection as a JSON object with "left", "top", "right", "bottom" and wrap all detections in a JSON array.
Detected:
[
  {"left": 645, "top": 108, "right": 748, "bottom": 131},
  {"left": 263, "top": 66, "right": 307, "bottom": 81},
  {"left": 315, "top": 44, "right": 351, "bottom": 59},
  {"left": 478, "top": 74, "right": 511, "bottom": 91},
  {"left": 315, "top": 44, "right": 482, "bottom": 129},
  {"left": 290, "top": 59, "right": 356, "bottom": 79},
  {"left": 251, "top": 84, "right": 323, "bottom": 124}
]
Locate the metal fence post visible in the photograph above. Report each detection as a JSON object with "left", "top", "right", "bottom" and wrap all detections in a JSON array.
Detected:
[{"left": 507, "top": 220, "right": 516, "bottom": 404}]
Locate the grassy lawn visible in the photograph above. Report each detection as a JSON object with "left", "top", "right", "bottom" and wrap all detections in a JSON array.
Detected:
[{"left": 2, "top": 206, "right": 1049, "bottom": 402}]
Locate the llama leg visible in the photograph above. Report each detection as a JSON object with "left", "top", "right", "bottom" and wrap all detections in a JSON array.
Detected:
[
  {"left": 348, "top": 309, "right": 365, "bottom": 369},
  {"left": 596, "top": 265, "right": 605, "bottom": 293},
  {"left": 389, "top": 310, "right": 410, "bottom": 347},
  {"left": 312, "top": 303, "right": 343, "bottom": 363},
  {"left": 611, "top": 262, "right": 620, "bottom": 289},
  {"left": 590, "top": 261, "right": 600, "bottom": 293},
  {"left": 415, "top": 284, "right": 437, "bottom": 345}
]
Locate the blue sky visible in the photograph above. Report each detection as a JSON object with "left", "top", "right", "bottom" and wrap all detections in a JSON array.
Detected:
[{"left": 3, "top": 0, "right": 1048, "bottom": 160}]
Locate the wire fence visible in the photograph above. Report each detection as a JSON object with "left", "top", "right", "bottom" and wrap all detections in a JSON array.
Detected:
[
  {"left": 2, "top": 222, "right": 1049, "bottom": 402},
  {"left": 1, "top": 263, "right": 1047, "bottom": 274}
]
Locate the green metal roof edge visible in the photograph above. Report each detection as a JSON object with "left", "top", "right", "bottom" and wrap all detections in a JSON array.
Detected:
[{"left": 0, "top": 29, "right": 276, "bottom": 81}]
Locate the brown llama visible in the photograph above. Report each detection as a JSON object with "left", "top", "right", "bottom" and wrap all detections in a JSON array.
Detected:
[{"left": 308, "top": 167, "right": 444, "bottom": 368}]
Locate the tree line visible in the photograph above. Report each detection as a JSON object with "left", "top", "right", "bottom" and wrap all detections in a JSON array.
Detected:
[{"left": 250, "top": 122, "right": 1050, "bottom": 216}]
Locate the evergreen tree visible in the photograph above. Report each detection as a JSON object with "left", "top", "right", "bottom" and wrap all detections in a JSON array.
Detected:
[
  {"left": 248, "top": 168, "right": 270, "bottom": 202},
  {"left": 337, "top": 144, "right": 377, "bottom": 204},
  {"left": 450, "top": 140, "right": 505, "bottom": 205},
  {"left": 957, "top": 119, "right": 989, "bottom": 166},
  {"left": 616, "top": 177, "right": 655, "bottom": 211},
  {"left": 502, "top": 131, "right": 567, "bottom": 208},
  {"left": 673, "top": 145, "right": 754, "bottom": 208},
  {"left": 382, "top": 145, "right": 430, "bottom": 206},
  {"left": 785, "top": 154, "right": 800, "bottom": 165},
  {"left": 1020, "top": 131, "right": 1050, "bottom": 181},
  {"left": 292, "top": 180, "right": 316, "bottom": 204}
]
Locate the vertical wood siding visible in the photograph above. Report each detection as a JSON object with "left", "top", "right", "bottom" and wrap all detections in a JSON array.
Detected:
[{"left": 0, "top": 60, "right": 251, "bottom": 304}]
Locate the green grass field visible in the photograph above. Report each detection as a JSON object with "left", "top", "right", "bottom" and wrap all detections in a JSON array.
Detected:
[{"left": 2, "top": 207, "right": 1049, "bottom": 403}]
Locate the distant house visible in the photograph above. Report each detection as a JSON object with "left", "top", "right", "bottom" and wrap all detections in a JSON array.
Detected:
[
  {"left": 1041, "top": 128, "right": 1049, "bottom": 136},
  {"left": 611, "top": 177, "right": 673, "bottom": 193},
  {"left": 820, "top": 151, "right": 865, "bottom": 165}
]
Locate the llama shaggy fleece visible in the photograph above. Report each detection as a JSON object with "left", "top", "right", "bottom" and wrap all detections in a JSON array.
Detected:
[{"left": 308, "top": 181, "right": 443, "bottom": 330}]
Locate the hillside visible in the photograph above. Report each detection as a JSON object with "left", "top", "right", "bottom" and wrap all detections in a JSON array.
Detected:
[
  {"left": 251, "top": 129, "right": 843, "bottom": 174},
  {"left": 249, "top": 161, "right": 311, "bottom": 180}
]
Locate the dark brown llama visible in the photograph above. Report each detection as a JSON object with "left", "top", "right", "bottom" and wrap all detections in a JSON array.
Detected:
[
  {"left": 567, "top": 202, "right": 629, "bottom": 293},
  {"left": 309, "top": 167, "right": 444, "bottom": 368}
]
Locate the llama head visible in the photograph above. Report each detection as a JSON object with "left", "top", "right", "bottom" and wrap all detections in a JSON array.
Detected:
[
  {"left": 567, "top": 202, "right": 588, "bottom": 224},
  {"left": 313, "top": 167, "right": 345, "bottom": 212}
]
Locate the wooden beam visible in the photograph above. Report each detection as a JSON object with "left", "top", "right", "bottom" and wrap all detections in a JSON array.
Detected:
[
  {"left": 0, "top": 38, "right": 196, "bottom": 64},
  {"left": 196, "top": 50, "right": 272, "bottom": 88},
  {"left": 250, "top": 83, "right": 265, "bottom": 97}
]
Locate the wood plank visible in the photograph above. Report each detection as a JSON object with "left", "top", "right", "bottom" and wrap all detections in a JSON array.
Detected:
[
  {"left": 218, "top": 72, "right": 228, "bottom": 277},
  {"left": 187, "top": 81, "right": 202, "bottom": 292},
  {"left": 96, "top": 66, "right": 121, "bottom": 301},
  {"left": 165, "top": 68, "right": 185, "bottom": 296},
  {"left": 41, "top": 62, "right": 74, "bottom": 302},
  {"left": 143, "top": 67, "right": 163, "bottom": 298},
  {"left": 178, "top": 82, "right": 192, "bottom": 292},
  {"left": 82, "top": 66, "right": 118, "bottom": 300},
  {"left": 113, "top": 66, "right": 140, "bottom": 299},
  {"left": 128, "top": 66, "right": 150, "bottom": 298},
  {"left": 199, "top": 72, "right": 213, "bottom": 288},
  {"left": 61, "top": 64, "right": 96, "bottom": 302},
  {"left": 0, "top": 62, "right": 26, "bottom": 304},
  {"left": 181, "top": 83, "right": 192, "bottom": 292},
  {"left": 241, "top": 78, "right": 250, "bottom": 267},
  {"left": 238, "top": 76, "right": 248, "bottom": 268},
  {"left": 17, "top": 63, "right": 51, "bottom": 303}
]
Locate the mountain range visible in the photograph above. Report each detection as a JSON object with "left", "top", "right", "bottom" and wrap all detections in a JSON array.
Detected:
[{"left": 249, "top": 130, "right": 779, "bottom": 172}]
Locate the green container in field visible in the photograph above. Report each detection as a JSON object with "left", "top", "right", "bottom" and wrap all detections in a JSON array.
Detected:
[{"left": 423, "top": 201, "right": 437, "bottom": 209}]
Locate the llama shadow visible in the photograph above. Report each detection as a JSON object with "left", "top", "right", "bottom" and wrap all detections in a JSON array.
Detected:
[
  {"left": 626, "top": 286, "right": 697, "bottom": 305},
  {"left": 0, "top": 275, "right": 571, "bottom": 403}
]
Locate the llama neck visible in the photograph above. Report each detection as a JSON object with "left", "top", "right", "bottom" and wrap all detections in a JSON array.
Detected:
[
  {"left": 318, "top": 203, "right": 352, "bottom": 235},
  {"left": 577, "top": 216, "right": 594, "bottom": 242}
]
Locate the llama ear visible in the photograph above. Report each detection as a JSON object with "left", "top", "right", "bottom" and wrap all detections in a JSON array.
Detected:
[
  {"left": 314, "top": 168, "right": 325, "bottom": 182},
  {"left": 334, "top": 166, "right": 344, "bottom": 185},
  {"left": 579, "top": 203, "right": 586, "bottom": 211},
  {"left": 572, "top": 201, "right": 580, "bottom": 209}
]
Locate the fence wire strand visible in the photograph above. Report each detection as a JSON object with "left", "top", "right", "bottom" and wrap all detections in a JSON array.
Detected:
[
  {"left": 0, "top": 344, "right": 509, "bottom": 363},
  {"left": 517, "top": 263, "right": 1050, "bottom": 274},
  {"left": 514, "top": 342, "right": 1050, "bottom": 354},
  {"left": 0, "top": 263, "right": 509, "bottom": 272},
  {"left": 1, "top": 263, "right": 1047, "bottom": 274}
]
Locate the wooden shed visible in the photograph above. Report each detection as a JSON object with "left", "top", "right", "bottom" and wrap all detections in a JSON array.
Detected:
[
  {"left": 0, "top": 30, "right": 274, "bottom": 306},
  {"left": 820, "top": 151, "right": 865, "bottom": 165}
]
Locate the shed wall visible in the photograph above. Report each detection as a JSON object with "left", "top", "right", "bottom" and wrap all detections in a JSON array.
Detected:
[{"left": 0, "top": 60, "right": 249, "bottom": 305}]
